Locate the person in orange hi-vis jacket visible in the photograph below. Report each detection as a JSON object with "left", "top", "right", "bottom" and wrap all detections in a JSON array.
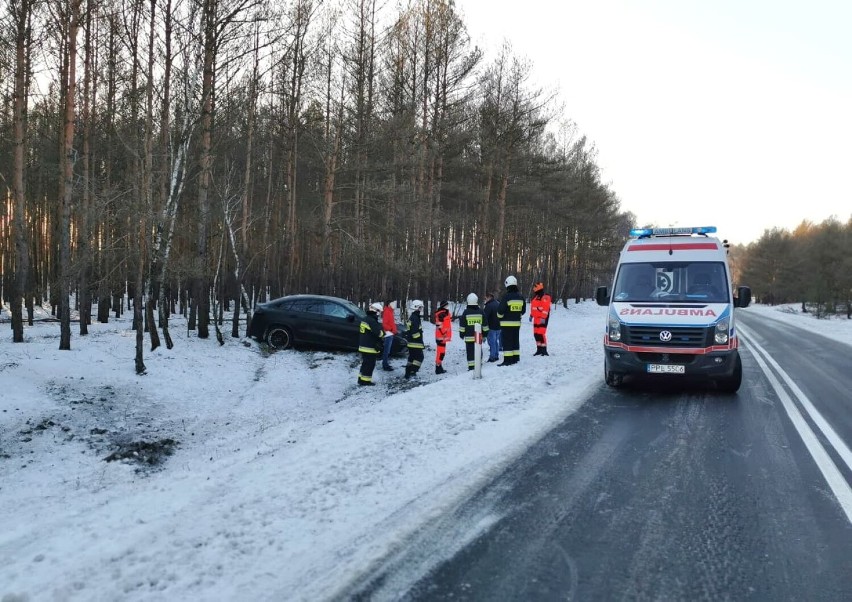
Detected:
[
  {"left": 434, "top": 300, "right": 452, "bottom": 374},
  {"left": 531, "top": 282, "right": 552, "bottom": 356}
]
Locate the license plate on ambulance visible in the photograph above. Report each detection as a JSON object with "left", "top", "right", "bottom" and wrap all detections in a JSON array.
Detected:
[{"left": 647, "top": 364, "right": 685, "bottom": 374}]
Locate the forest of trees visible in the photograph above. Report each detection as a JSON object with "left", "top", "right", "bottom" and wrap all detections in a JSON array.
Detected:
[
  {"left": 5, "top": 0, "right": 843, "bottom": 375},
  {"left": 733, "top": 217, "right": 852, "bottom": 318},
  {"left": 0, "top": 0, "right": 632, "bottom": 371}
]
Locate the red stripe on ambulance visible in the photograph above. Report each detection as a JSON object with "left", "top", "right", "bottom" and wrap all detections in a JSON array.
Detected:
[{"left": 627, "top": 243, "right": 719, "bottom": 251}]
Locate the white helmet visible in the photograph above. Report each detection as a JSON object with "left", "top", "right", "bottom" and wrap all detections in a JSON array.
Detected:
[
  {"left": 369, "top": 302, "right": 383, "bottom": 313},
  {"left": 504, "top": 275, "right": 518, "bottom": 287},
  {"left": 410, "top": 299, "right": 424, "bottom": 311},
  {"left": 466, "top": 293, "right": 478, "bottom": 305}
]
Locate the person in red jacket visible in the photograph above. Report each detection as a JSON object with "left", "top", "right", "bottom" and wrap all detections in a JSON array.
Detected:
[
  {"left": 381, "top": 300, "right": 398, "bottom": 371},
  {"left": 531, "top": 282, "right": 552, "bottom": 356},
  {"left": 434, "top": 300, "right": 452, "bottom": 374}
]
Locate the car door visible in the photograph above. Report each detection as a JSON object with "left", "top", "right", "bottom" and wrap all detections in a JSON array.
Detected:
[
  {"left": 288, "top": 298, "right": 329, "bottom": 345},
  {"left": 313, "top": 300, "right": 360, "bottom": 350}
]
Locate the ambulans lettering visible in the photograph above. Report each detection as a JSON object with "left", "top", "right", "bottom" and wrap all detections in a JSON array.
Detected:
[{"left": 619, "top": 307, "right": 718, "bottom": 317}]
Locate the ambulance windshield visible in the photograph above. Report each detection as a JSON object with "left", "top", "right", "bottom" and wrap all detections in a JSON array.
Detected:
[{"left": 613, "top": 262, "right": 729, "bottom": 303}]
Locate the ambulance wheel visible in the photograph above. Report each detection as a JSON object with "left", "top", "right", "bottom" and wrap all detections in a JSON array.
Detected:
[
  {"left": 716, "top": 353, "right": 742, "bottom": 394},
  {"left": 605, "top": 367, "right": 623, "bottom": 388}
]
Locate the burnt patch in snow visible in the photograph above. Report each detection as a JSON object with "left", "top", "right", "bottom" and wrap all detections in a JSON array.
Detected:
[
  {"left": 104, "top": 438, "right": 178, "bottom": 466},
  {"left": 385, "top": 377, "right": 426, "bottom": 395},
  {"left": 0, "top": 378, "right": 180, "bottom": 474},
  {"left": 307, "top": 352, "right": 341, "bottom": 370}
]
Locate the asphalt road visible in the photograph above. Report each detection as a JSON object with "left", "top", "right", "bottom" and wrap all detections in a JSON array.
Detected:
[{"left": 351, "top": 310, "right": 852, "bottom": 601}]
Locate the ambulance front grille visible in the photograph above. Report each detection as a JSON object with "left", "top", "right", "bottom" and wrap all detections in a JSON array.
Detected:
[{"left": 624, "top": 325, "right": 710, "bottom": 348}]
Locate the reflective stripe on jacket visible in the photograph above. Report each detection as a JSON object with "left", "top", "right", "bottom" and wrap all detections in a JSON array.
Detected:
[
  {"left": 531, "top": 293, "right": 552, "bottom": 327},
  {"left": 459, "top": 306, "right": 487, "bottom": 342},
  {"left": 435, "top": 308, "right": 452, "bottom": 343},
  {"left": 405, "top": 311, "right": 425, "bottom": 349},
  {"left": 358, "top": 314, "right": 383, "bottom": 354},
  {"left": 497, "top": 289, "right": 526, "bottom": 328}
]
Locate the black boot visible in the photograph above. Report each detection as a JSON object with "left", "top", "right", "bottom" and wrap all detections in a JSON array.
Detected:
[
  {"left": 404, "top": 366, "right": 412, "bottom": 379},
  {"left": 533, "top": 348, "right": 542, "bottom": 356},
  {"left": 435, "top": 365, "right": 446, "bottom": 374},
  {"left": 541, "top": 346, "right": 549, "bottom": 356}
]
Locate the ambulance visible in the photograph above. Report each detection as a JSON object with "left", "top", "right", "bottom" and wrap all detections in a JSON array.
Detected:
[{"left": 595, "top": 226, "right": 751, "bottom": 392}]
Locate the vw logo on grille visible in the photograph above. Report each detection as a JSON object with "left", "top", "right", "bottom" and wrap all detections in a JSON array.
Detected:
[{"left": 659, "top": 330, "right": 673, "bottom": 342}]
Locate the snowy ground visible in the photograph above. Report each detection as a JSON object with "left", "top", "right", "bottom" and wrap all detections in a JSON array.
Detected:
[{"left": 1, "top": 301, "right": 850, "bottom": 601}]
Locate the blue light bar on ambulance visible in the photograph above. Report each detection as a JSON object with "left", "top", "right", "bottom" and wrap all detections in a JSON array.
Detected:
[{"left": 629, "top": 226, "right": 717, "bottom": 238}]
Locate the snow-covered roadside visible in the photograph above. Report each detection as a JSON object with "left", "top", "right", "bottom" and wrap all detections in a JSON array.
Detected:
[
  {"left": 3, "top": 300, "right": 849, "bottom": 601},
  {"left": 739, "top": 303, "right": 852, "bottom": 347},
  {"left": 0, "top": 301, "right": 606, "bottom": 601}
]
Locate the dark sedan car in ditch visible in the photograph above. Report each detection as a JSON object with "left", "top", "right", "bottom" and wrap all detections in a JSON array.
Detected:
[{"left": 248, "top": 294, "right": 408, "bottom": 354}]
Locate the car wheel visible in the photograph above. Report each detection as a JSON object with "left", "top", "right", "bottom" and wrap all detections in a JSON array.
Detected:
[
  {"left": 266, "top": 326, "right": 293, "bottom": 350},
  {"left": 716, "top": 353, "right": 742, "bottom": 394}
]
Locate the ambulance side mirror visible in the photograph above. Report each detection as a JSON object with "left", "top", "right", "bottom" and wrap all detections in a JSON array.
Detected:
[
  {"left": 596, "top": 286, "right": 610, "bottom": 306},
  {"left": 735, "top": 286, "right": 752, "bottom": 308}
]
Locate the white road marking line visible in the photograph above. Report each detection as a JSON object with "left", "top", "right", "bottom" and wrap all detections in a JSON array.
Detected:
[
  {"left": 739, "top": 325, "right": 852, "bottom": 524},
  {"left": 739, "top": 325, "right": 852, "bottom": 473}
]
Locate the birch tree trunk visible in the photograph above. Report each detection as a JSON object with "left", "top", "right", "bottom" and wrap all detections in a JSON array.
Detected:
[
  {"left": 224, "top": 197, "right": 252, "bottom": 337},
  {"left": 155, "top": 0, "right": 177, "bottom": 349},
  {"left": 144, "top": 0, "right": 160, "bottom": 353}
]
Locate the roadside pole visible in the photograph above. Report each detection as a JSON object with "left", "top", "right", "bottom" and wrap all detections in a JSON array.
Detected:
[{"left": 474, "top": 323, "right": 482, "bottom": 379}]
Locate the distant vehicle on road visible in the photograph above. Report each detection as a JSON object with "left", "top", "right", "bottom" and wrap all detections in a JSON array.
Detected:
[{"left": 248, "top": 294, "right": 408, "bottom": 355}]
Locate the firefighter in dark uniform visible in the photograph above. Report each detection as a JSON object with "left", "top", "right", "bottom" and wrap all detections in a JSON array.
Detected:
[
  {"left": 404, "top": 300, "right": 425, "bottom": 378},
  {"left": 358, "top": 302, "right": 385, "bottom": 386},
  {"left": 434, "top": 300, "right": 452, "bottom": 374},
  {"left": 459, "top": 293, "right": 487, "bottom": 371},
  {"left": 531, "top": 282, "right": 552, "bottom": 356},
  {"left": 497, "top": 275, "right": 526, "bottom": 366}
]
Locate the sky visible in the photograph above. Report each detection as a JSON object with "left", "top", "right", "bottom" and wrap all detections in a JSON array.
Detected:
[
  {"left": 459, "top": 0, "right": 852, "bottom": 245},
  {"left": 2, "top": 300, "right": 852, "bottom": 600}
]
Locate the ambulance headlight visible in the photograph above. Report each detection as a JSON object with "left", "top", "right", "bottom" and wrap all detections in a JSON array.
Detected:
[
  {"left": 608, "top": 313, "right": 622, "bottom": 342},
  {"left": 714, "top": 319, "right": 729, "bottom": 344}
]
